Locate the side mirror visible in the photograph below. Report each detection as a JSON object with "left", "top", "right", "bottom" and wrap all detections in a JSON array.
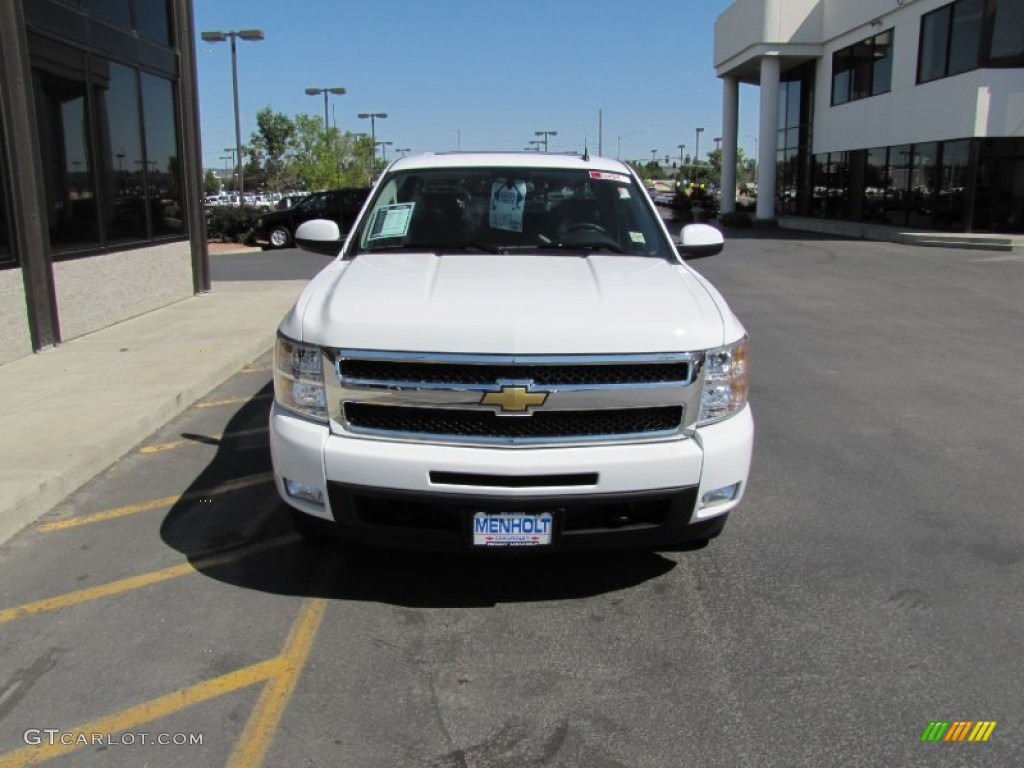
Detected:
[
  {"left": 294, "top": 219, "right": 343, "bottom": 256},
  {"left": 677, "top": 223, "right": 724, "bottom": 259}
]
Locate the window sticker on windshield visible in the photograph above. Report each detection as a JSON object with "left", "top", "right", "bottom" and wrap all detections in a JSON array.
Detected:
[
  {"left": 489, "top": 180, "right": 527, "bottom": 233},
  {"left": 367, "top": 203, "right": 415, "bottom": 240},
  {"left": 629, "top": 231, "right": 646, "bottom": 244},
  {"left": 589, "top": 171, "right": 631, "bottom": 184},
  {"left": 618, "top": 187, "right": 632, "bottom": 199}
]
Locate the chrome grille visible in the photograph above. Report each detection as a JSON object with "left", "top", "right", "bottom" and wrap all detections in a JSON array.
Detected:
[
  {"left": 344, "top": 404, "right": 683, "bottom": 440},
  {"left": 340, "top": 360, "right": 691, "bottom": 387},
  {"left": 326, "top": 349, "right": 703, "bottom": 445}
]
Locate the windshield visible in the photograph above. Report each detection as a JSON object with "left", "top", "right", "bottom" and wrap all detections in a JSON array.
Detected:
[{"left": 349, "top": 166, "right": 675, "bottom": 259}]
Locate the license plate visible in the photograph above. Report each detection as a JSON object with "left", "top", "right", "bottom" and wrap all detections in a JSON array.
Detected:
[{"left": 472, "top": 511, "right": 554, "bottom": 547}]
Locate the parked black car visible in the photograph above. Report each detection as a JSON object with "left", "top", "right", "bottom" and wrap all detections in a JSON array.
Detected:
[{"left": 251, "top": 187, "right": 371, "bottom": 248}]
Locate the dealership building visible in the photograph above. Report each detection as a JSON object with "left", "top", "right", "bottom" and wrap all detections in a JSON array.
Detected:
[
  {"left": 0, "top": 0, "right": 206, "bottom": 365},
  {"left": 714, "top": 0, "right": 1023, "bottom": 234}
]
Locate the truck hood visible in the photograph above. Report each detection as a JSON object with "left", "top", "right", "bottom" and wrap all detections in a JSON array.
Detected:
[{"left": 298, "top": 252, "right": 727, "bottom": 353}]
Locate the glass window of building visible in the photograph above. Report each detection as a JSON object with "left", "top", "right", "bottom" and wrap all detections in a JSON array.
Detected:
[
  {"left": 134, "top": 0, "right": 172, "bottom": 45},
  {"left": 140, "top": 72, "right": 185, "bottom": 237},
  {"left": 936, "top": 140, "right": 970, "bottom": 230},
  {"left": 885, "top": 145, "right": 912, "bottom": 225},
  {"left": 94, "top": 60, "right": 148, "bottom": 243},
  {"left": 990, "top": 0, "right": 1024, "bottom": 63},
  {"left": 831, "top": 49, "right": 853, "bottom": 105},
  {"left": 864, "top": 147, "right": 889, "bottom": 223},
  {"left": 908, "top": 143, "right": 938, "bottom": 229},
  {"left": 918, "top": 5, "right": 952, "bottom": 82},
  {"left": 832, "top": 30, "right": 893, "bottom": 105},
  {"left": 82, "top": 0, "right": 132, "bottom": 29},
  {"left": 948, "top": 0, "right": 984, "bottom": 76},
  {"left": 918, "top": 0, "right": 990, "bottom": 82},
  {"left": 31, "top": 36, "right": 101, "bottom": 251},
  {"left": 871, "top": 31, "right": 894, "bottom": 96}
]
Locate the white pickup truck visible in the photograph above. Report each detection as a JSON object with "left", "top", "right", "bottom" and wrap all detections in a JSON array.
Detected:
[{"left": 270, "top": 152, "right": 752, "bottom": 551}]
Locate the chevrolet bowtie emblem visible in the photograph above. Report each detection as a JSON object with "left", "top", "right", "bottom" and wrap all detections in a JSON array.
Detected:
[{"left": 480, "top": 385, "right": 548, "bottom": 413}]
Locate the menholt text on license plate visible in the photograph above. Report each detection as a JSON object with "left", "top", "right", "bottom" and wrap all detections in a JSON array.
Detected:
[{"left": 472, "top": 512, "right": 554, "bottom": 547}]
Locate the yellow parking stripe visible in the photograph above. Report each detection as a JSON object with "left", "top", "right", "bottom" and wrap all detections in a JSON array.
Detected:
[
  {"left": 227, "top": 599, "right": 328, "bottom": 768},
  {"left": 241, "top": 365, "right": 271, "bottom": 374},
  {"left": 0, "top": 535, "right": 292, "bottom": 626},
  {"left": 0, "top": 657, "right": 286, "bottom": 768},
  {"left": 139, "top": 427, "right": 269, "bottom": 454},
  {"left": 0, "top": 593, "right": 326, "bottom": 768},
  {"left": 193, "top": 393, "right": 273, "bottom": 409},
  {"left": 37, "top": 472, "right": 273, "bottom": 532}
]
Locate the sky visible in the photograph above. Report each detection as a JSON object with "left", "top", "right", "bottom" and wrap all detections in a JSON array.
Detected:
[{"left": 194, "top": 0, "right": 761, "bottom": 172}]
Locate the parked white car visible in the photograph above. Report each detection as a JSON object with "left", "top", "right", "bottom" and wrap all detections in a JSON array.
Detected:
[{"left": 271, "top": 152, "right": 752, "bottom": 551}]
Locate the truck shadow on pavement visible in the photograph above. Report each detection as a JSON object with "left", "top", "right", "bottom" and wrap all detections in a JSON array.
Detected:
[{"left": 159, "top": 385, "right": 679, "bottom": 608}]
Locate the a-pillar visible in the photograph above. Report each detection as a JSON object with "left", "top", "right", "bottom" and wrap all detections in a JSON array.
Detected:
[
  {"left": 756, "top": 55, "right": 780, "bottom": 222},
  {"left": 720, "top": 76, "right": 739, "bottom": 215}
]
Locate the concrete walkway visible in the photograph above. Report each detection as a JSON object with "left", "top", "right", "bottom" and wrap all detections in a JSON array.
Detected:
[{"left": 0, "top": 279, "right": 306, "bottom": 545}]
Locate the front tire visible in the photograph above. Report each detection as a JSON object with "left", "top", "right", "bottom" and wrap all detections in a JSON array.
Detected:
[{"left": 269, "top": 226, "right": 291, "bottom": 248}]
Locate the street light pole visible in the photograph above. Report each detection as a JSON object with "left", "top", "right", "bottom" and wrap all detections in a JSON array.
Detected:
[
  {"left": 395, "top": 147, "right": 411, "bottom": 158},
  {"left": 616, "top": 130, "right": 645, "bottom": 160},
  {"left": 201, "top": 28, "right": 264, "bottom": 202},
  {"left": 306, "top": 87, "right": 346, "bottom": 132},
  {"left": 694, "top": 127, "right": 704, "bottom": 185},
  {"left": 358, "top": 113, "right": 388, "bottom": 166},
  {"left": 376, "top": 141, "right": 393, "bottom": 164},
  {"left": 677, "top": 144, "right": 686, "bottom": 168},
  {"left": 535, "top": 130, "right": 557, "bottom": 152}
]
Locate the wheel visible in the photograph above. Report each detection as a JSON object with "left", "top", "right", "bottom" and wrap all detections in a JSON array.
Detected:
[{"left": 269, "top": 226, "right": 291, "bottom": 248}]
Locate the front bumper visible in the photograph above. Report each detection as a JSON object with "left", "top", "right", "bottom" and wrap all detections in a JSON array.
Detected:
[{"left": 269, "top": 403, "right": 753, "bottom": 551}]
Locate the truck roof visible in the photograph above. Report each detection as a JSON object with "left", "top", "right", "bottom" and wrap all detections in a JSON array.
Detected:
[{"left": 387, "top": 151, "right": 634, "bottom": 175}]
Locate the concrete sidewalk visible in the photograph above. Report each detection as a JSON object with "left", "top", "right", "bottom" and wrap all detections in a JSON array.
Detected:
[{"left": 0, "top": 279, "right": 307, "bottom": 545}]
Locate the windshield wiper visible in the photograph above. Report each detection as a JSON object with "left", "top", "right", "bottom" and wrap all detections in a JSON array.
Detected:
[
  {"left": 544, "top": 242, "right": 625, "bottom": 254},
  {"left": 361, "top": 242, "right": 500, "bottom": 254}
]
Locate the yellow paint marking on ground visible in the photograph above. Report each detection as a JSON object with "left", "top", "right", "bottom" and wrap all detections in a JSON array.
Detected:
[
  {"left": 37, "top": 472, "right": 273, "bottom": 532},
  {"left": 193, "top": 392, "right": 273, "bottom": 409},
  {"left": 227, "top": 598, "right": 328, "bottom": 768},
  {"left": 0, "top": 535, "right": 292, "bottom": 626},
  {"left": 241, "top": 365, "right": 272, "bottom": 374},
  {"left": 0, "top": 657, "right": 286, "bottom": 768},
  {"left": 139, "top": 427, "right": 269, "bottom": 454}
]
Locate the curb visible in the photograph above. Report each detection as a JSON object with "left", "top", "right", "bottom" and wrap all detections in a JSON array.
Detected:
[{"left": 0, "top": 333, "right": 276, "bottom": 546}]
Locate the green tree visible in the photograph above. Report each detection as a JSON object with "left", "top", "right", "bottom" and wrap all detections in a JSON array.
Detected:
[
  {"left": 248, "top": 107, "right": 296, "bottom": 192},
  {"left": 203, "top": 168, "right": 220, "bottom": 195}
]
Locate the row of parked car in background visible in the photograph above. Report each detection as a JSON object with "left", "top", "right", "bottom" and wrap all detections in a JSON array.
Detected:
[{"left": 204, "top": 187, "right": 372, "bottom": 248}]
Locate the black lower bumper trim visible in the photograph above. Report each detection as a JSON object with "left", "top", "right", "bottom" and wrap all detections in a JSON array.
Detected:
[{"left": 319, "top": 482, "right": 714, "bottom": 552}]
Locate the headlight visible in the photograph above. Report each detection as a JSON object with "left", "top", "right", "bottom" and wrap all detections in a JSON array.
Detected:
[
  {"left": 698, "top": 336, "right": 749, "bottom": 426},
  {"left": 274, "top": 335, "right": 327, "bottom": 422}
]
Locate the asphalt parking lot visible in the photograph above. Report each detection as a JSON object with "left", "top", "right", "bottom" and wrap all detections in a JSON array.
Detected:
[{"left": 0, "top": 232, "right": 1022, "bottom": 767}]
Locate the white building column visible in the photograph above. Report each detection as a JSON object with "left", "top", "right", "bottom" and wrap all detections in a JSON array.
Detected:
[
  {"left": 756, "top": 55, "right": 780, "bottom": 221},
  {"left": 720, "top": 76, "right": 739, "bottom": 214}
]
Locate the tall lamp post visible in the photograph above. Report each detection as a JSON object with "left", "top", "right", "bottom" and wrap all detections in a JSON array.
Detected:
[
  {"left": 616, "top": 130, "right": 645, "bottom": 160},
  {"left": 305, "top": 87, "right": 346, "bottom": 131},
  {"left": 395, "top": 147, "right": 411, "bottom": 158},
  {"left": 376, "top": 141, "right": 394, "bottom": 164},
  {"left": 200, "top": 28, "right": 264, "bottom": 202},
  {"left": 694, "top": 127, "right": 704, "bottom": 185},
  {"left": 358, "top": 113, "right": 388, "bottom": 165},
  {"left": 535, "top": 130, "right": 557, "bottom": 152}
]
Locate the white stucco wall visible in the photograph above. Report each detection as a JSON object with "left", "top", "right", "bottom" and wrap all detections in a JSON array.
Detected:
[
  {"left": 0, "top": 268, "right": 33, "bottom": 365},
  {"left": 52, "top": 241, "right": 194, "bottom": 342},
  {"left": 715, "top": 0, "right": 822, "bottom": 69}
]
